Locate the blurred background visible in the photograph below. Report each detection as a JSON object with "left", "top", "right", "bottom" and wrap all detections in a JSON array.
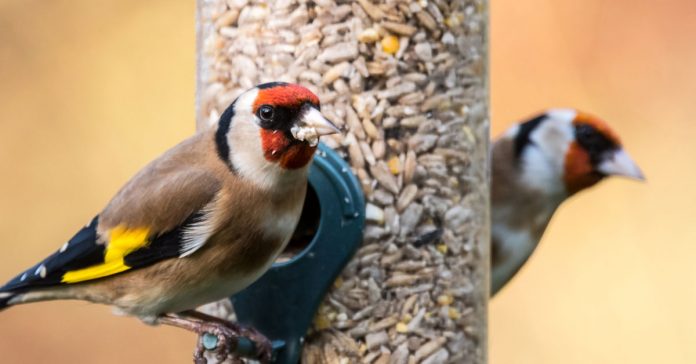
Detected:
[{"left": 0, "top": 0, "right": 694, "bottom": 363}]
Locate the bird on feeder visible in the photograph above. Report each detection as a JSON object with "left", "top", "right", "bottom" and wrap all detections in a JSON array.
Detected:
[
  {"left": 0, "top": 82, "right": 340, "bottom": 363},
  {"left": 490, "top": 109, "right": 644, "bottom": 296}
]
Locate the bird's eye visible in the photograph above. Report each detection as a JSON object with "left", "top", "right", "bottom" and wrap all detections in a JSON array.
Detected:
[
  {"left": 575, "top": 124, "right": 606, "bottom": 149},
  {"left": 574, "top": 123, "right": 616, "bottom": 163},
  {"left": 258, "top": 105, "right": 274, "bottom": 121}
]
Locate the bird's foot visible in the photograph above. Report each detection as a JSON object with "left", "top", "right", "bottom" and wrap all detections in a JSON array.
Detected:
[
  {"left": 158, "top": 310, "right": 272, "bottom": 364},
  {"left": 193, "top": 319, "right": 272, "bottom": 364}
]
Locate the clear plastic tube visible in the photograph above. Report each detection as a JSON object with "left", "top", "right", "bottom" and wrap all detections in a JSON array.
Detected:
[{"left": 197, "top": 1, "right": 489, "bottom": 362}]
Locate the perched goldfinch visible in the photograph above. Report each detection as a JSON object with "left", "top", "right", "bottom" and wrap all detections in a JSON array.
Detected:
[
  {"left": 0, "top": 82, "right": 339, "bottom": 362},
  {"left": 491, "top": 109, "right": 643, "bottom": 296}
]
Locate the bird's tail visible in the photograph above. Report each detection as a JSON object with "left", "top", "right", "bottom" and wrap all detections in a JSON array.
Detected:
[
  {"left": 0, "top": 267, "right": 75, "bottom": 310},
  {"left": 0, "top": 287, "right": 76, "bottom": 312},
  {"left": 0, "top": 291, "right": 17, "bottom": 311}
]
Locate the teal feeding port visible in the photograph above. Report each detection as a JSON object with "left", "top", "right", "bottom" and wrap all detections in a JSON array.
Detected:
[{"left": 231, "top": 142, "right": 365, "bottom": 364}]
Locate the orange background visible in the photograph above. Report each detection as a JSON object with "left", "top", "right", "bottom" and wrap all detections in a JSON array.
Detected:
[{"left": 0, "top": 0, "right": 694, "bottom": 363}]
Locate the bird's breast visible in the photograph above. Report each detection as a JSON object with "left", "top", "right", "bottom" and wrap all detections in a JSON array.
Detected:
[{"left": 210, "top": 183, "right": 306, "bottom": 277}]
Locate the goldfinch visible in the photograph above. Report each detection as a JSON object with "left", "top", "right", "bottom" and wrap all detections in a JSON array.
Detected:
[
  {"left": 0, "top": 82, "right": 339, "bottom": 362},
  {"left": 491, "top": 109, "right": 643, "bottom": 296}
]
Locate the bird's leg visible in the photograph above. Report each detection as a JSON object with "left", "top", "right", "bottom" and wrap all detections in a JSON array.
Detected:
[
  {"left": 157, "top": 310, "right": 272, "bottom": 364},
  {"left": 184, "top": 310, "right": 273, "bottom": 362}
]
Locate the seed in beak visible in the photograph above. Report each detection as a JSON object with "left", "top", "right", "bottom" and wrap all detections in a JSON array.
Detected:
[
  {"left": 299, "top": 107, "right": 341, "bottom": 136},
  {"left": 291, "top": 106, "right": 341, "bottom": 146}
]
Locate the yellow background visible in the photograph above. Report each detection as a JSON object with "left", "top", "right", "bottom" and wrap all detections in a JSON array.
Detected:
[{"left": 0, "top": 0, "right": 693, "bottom": 363}]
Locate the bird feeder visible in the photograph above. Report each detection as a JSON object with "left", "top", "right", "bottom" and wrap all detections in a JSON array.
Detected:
[{"left": 196, "top": 1, "right": 489, "bottom": 363}]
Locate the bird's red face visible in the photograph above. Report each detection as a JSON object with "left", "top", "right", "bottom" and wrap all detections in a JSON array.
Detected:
[
  {"left": 251, "top": 83, "right": 339, "bottom": 170},
  {"left": 563, "top": 112, "right": 643, "bottom": 194}
]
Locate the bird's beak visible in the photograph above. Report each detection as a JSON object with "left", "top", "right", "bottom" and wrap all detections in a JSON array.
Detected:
[
  {"left": 299, "top": 106, "right": 341, "bottom": 136},
  {"left": 597, "top": 149, "right": 645, "bottom": 180}
]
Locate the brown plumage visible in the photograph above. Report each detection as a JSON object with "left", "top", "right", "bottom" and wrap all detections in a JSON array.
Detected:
[
  {"left": 491, "top": 109, "right": 643, "bottom": 296},
  {"left": 88, "top": 127, "right": 307, "bottom": 316},
  {"left": 0, "top": 82, "right": 340, "bottom": 361},
  {"left": 491, "top": 136, "right": 555, "bottom": 295}
]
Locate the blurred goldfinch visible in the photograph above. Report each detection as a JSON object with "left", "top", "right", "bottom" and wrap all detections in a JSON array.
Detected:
[
  {"left": 491, "top": 109, "right": 643, "bottom": 296},
  {"left": 0, "top": 82, "right": 339, "bottom": 362}
]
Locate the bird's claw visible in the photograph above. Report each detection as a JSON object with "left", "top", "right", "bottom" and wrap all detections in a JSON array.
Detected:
[
  {"left": 239, "top": 326, "right": 272, "bottom": 363},
  {"left": 191, "top": 320, "right": 272, "bottom": 364}
]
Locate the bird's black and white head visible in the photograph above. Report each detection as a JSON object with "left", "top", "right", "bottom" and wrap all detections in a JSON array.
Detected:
[
  {"left": 509, "top": 108, "right": 644, "bottom": 198},
  {"left": 215, "top": 82, "right": 339, "bottom": 189}
]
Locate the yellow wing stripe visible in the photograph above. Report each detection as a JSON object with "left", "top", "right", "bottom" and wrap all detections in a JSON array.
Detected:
[{"left": 61, "top": 226, "right": 150, "bottom": 283}]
